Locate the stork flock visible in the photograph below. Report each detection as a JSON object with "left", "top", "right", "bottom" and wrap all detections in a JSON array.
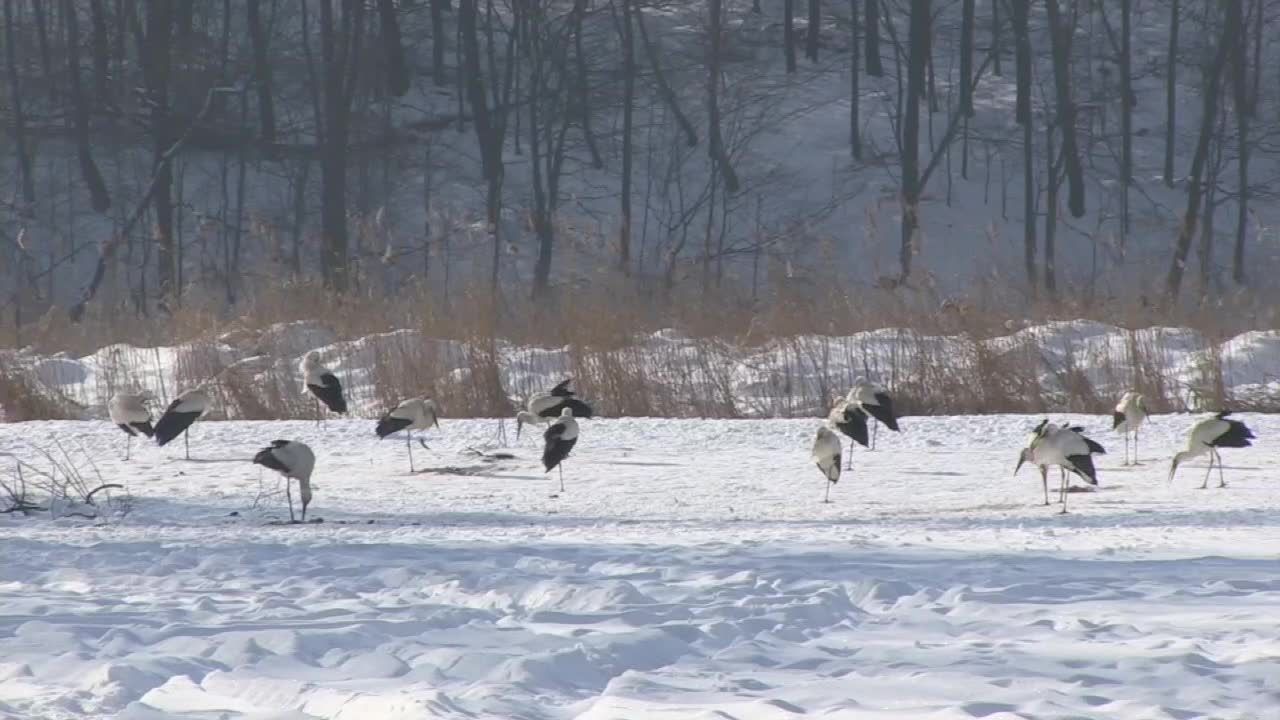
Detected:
[
  {"left": 106, "top": 354, "right": 1257, "bottom": 521},
  {"left": 813, "top": 384, "right": 1257, "bottom": 513},
  {"left": 105, "top": 353, "right": 593, "bottom": 522}
]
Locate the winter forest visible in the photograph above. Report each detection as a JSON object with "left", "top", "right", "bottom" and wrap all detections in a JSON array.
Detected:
[{"left": 2, "top": 0, "right": 1280, "bottom": 351}]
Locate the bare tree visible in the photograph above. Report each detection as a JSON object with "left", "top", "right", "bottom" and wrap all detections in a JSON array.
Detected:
[
  {"left": 865, "top": 0, "right": 882, "bottom": 76},
  {"left": 1163, "top": 0, "right": 1179, "bottom": 187},
  {"left": 2, "top": 0, "right": 36, "bottom": 208},
  {"left": 1165, "top": 4, "right": 1236, "bottom": 302},
  {"left": 1044, "top": 0, "right": 1084, "bottom": 218},
  {"left": 619, "top": 0, "right": 635, "bottom": 273},
  {"left": 63, "top": 0, "right": 112, "bottom": 213},
  {"left": 807, "top": 0, "right": 820, "bottom": 61},
  {"left": 137, "top": 0, "right": 178, "bottom": 296},
  {"left": 784, "top": 0, "right": 797, "bottom": 73},
  {"left": 378, "top": 0, "right": 411, "bottom": 97},
  {"left": 850, "top": 0, "right": 861, "bottom": 159},
  {"left": 708, "top": 0, "right": 740, "bottom": 194},
  {"left": 898, "top": 0, "right": 929, "bottom": 283},
  {"left": 246, "top": 0, "right": 277, "bottom": 143},
  {"left": 1231, "top": 0, "right": 1249, "bottom": 284}
]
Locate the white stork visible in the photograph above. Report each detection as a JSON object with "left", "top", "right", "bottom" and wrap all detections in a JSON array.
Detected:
[
  {"left": 1169, "top": 411, "right": 1256, "bottom": 489},
  {"left": 153, "top": 386, "right": 212, "bottom": 459},
  {"left": 514, "top": 410, "right": 551, "bottom": 442},
  {"left": 847, "top": 378, "right": 899, "bottom": 450},
  {"left": 1112, "top": 391, "right": 1148, "bottom": 465},
  {"left": 1015, "top": 420, "right": 1106, "bottom": 512},
  {"left": 825, "top": 397, "right": 868, "bottom": 469},
  {"left": 301, "top": 351, "right": 347, "bottom": 419},
  {"left": 526, "top": 378, "right": 594, "bottom": 422},
  {"left": 108, "top": 392, "right": 154, "bottom": 460},
  {"left": 375, "top": 397, "right": 441, "bottom": 472},
  {"left": 252, "top": 440, "right": 316, "bottom": 522},
  {"left": 811, "top": 425, "right": 842, "bottom": 503},
  {"left": 542, "top": 407, "right": 579, "bottom": 495}
]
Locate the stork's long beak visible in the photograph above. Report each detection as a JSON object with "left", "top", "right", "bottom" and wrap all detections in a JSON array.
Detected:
[
  {"left": 516, "top": 418, "right": 523, "bottom": 439},
  {"left": 1168, "top": 459, "right": 1178, "bottom": 483},
  {"left": 1014, "top": 450, "right": 1027, "bottom": 475},
  {"left": 433, "top": 416, "right": 440, "bottom": 429}
]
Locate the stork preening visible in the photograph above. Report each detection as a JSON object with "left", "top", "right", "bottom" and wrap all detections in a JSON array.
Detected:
[
  {"left": 108, "top": 392, "right": 154, "bottom": 460},
  {"left": 514, "top": 410, "right": 550, "bottom": 442},
  {"left": 847, "top": 378, "right": 899, "bottom": 450},
  {"left": 542, "top": 407, "right": 579, "bottom": 495},
  {"left": 1015, "top": 420, "right": 1106, "bottom": 512},
  {"left": 1169, "top": 411, "right": 1255, "bottom": 489},
  {"left": 526, "top": 379, "right": 593, "bottom": 422},
  {"left": 811, "top": 425, "right": 842, "bottom": 503},
  {"left": 153, "top": 387, "right": 212, "bottom": 460},
  {"left": 826, "top": 397, "right": 868, "bottom": 469},
  {"left": 375, "top": 397, "right": 441, "bottom": 472},
  {"left": 1113, "top": 391, "right": 1148, "bottom": 465},
  {"left": 252, "top": 440, "right": 316, "bottom": 522},
  {"left": 301, "top": 351, "right": 347, "bottom": 420}
]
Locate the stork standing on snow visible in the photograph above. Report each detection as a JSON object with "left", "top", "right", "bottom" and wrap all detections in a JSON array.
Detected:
[
  {"left": 1015, "top": 420, "right": 1106, "bottom": 512},
  {"left": 1112, "top": 391, "right": 1148, "bottom": 465},
  {"left": 108, "top": 392, "right": 154, "bottom": 460},
  {"left": 252, "top": 440, "right": 316, "bottom": 522},
  {"left": 542, "top": 407, "right": 579, "bottom": 495},
  {"left": 375, "top": 397, "right": 441, "bottom": 472},
  {"left": 826, "top": 396, "right": 868, "bottom": 469},
  {"left": 516, "top": 378, "right": 592, "bottom": 443},
  {"left": 812, "top": 426, "right": 842, "bottom": 503},
  {"left": 153, "top": 387, "right": 212, "bottom": 459},
  {"left": 301, "top": 351, "right": 347, "bottom": 420},
  {"left": 847, "top": 378, "right": 899, "bottom": 450},
  {"left": 1169, "top": 411, "right": 1255, "bottom": 489}
]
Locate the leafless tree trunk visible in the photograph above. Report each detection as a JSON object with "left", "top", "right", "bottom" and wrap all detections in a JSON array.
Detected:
[
  {"left": 138, "top": 0, "right": 177, "bottom": 296},
  {"left": 708, "top": 0, "right": 740, "bottom": 193},
  {"left": 63, "top": 0, "right": 112, "bottom": 213},
  {"left": 88, "top": 0, "right": 111, "bottom": 108},
  {"left": 807, "top": 0, "right": 820, "bottom": 61},
  {"left": 246, "top": 0, "right": 276, "bottom": 143},
  {"left": 1165, "top": 5, "right": 1235, "bottom": 302},
  {"left": 571, "top": 0, "right": 603, "bottom": 169},
  {"left": 1231, "top": 0, "right": 1249, "bottom": 284},
  {"left": 620, "top": 0, "right": 635, "bottom": 274},
  {"left": 898, "top": 0, "right": 929, "bottom": 284},
  {"left": 784, "top": 0, "right": 797, "bottom": 73},
  {"left": 850, "top": 0, "right": 860, "bottom": 159},
  {"left": 1044, "top": 0, "right": 1084, "bottom": 218},
  {"left": 1044, "top": 122, "right": 1058, "bottom": 297},
  {"left": 314, "top": 0, "right": 366, "bottom": 292},
  {"left": 1163, "top": 0, "right": 1178, "bottom": 187},
  {"left": 378, "top": 0, "right": 410, "bottom": 97},
  {"left": 865, "top": 0, "right": 882, "bottom": 76},
  {"left": 635, "top": 7, "right": 698, "bottom": 146},
  {"left": 960, "top": 0, "right": 974, "bottom": 117},
  {"left": 431, "top": 0, "right": 447, "bottom": 86},
  {"left": 1119, "top": 0, "right": 1131, "bottom": 240},
  {"left": 990, "top": 0, "right": 1001, "bottom": 76},
  {"left": 1011, "top": 0, "right": 1030, "bottom": 125},
  {"left": 2, "top": 0, "right": 35, "bottom": 208}
]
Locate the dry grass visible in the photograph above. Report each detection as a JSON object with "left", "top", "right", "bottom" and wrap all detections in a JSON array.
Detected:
[{"left": 2, "top": 272, "right": 1279, "bottom": 422}]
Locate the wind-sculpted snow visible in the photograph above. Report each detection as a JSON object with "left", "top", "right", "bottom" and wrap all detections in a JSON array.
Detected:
[{"left": 0, "top": 414, "right": 1278, "bottom": 718}]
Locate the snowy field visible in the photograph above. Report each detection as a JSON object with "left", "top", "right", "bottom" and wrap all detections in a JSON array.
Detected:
[{"left": 1, "top": 413, "right": 1278, "bottom": 719}]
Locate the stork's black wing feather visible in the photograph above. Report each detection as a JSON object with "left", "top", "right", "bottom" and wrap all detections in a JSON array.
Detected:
[
  {"left": 563, "top": 398, "right": 593, "bottom": 419},
  {"left": 864, "top": 393, "right": 899, "bottom": 431},
  {"left": 1083, "top": 437, "right": 1106, "bottom": 455},
  {"left": 1214, "top": 420, "right": 1255, "bottom": 448},
  {"left": 252, "top": 446, "right": 290, "bottom": 474},
  {"left": 375, "top": 415, "right": 412, "bottom": 438},
  {"left": 1066, "top": 454, "right": 1099, "bottom": 485},
  {"left": 550, "top": 378, "right": 575, "bottom": 397},
  {"left": 153, "top": 410, "right": 201, "bottom": 447},
  {"left": 542, "top": 436, "right": 577, "bottom": 472},
  {"left": 131, "top": 421, "right": 155, "bottom": 438},
  {"left": 1111, "top": 411, "right": 1125, "bottom": 430},
  {"left": 308, "top": 372, "right": 348, "bottom": 413},
  {"left": 834, "top": 406, "right": 869, "bottom": 448}
]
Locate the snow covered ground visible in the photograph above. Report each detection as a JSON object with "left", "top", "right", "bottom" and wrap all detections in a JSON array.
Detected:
[{"left": 1, "top": 413, "right": 1277, "bottom": 719}]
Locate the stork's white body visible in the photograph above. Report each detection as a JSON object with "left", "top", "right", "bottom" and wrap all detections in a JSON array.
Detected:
[
  {"left": 1113, "top": 392, "right": 1148, "bottom": 465},
  {"left": 811, "top": 426, "right": 842, "bottom": 503},
  {"left": 376, "top": 398, "right": 441, "bottom": 472},
  {"left": 253, "top": 440, "right": 316, "bottom": 522},
  {"left": 1169, "top": 414, "right": 1256, "bottom": 489},
  {"left": 1017, "top": 422, "right": 1104, "bottom": 512},
  {"left": 108, "top": 392, "right": 153, "bottom": 460}
]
